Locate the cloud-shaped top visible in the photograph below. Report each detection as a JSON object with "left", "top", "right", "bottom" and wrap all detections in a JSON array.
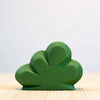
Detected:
[{"left": 15, "top": 41, "right": 83, "bottom": 90}]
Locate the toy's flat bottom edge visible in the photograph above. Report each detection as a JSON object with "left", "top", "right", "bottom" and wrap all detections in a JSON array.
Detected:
[{"left": 22, "top": 85, "right": 75, "bottom": 90}]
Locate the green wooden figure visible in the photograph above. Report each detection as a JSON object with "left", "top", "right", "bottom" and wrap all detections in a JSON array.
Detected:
[{"left": 15, "top": 41, "right": 83, "bottom": 90}]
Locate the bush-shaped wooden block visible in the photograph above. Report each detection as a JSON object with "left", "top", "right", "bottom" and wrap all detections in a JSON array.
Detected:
[{"left": 15, "top": 41, "right": 83, "bottom": 90}]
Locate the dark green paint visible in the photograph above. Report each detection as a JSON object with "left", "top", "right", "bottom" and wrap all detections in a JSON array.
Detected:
[{"left": 15, "top": 41, "right": 83, "bottom": 90}]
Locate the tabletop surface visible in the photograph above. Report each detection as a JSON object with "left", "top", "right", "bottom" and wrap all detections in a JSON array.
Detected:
[{"left": 0, "top": 73, "right": 100, "bottom": 100}]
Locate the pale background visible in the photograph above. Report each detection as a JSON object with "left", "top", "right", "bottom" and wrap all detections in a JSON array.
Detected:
[{"left": 0, "top": 0, "right": 100, "bottom": 72}]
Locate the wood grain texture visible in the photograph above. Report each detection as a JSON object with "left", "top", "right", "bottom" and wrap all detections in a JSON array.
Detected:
[{"left": 0, "top": 73, "right": 100, "bottom": 100}]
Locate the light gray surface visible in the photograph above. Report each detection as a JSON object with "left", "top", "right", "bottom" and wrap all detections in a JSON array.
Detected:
[{"left": 0, "top": 0, "right": 100, "bottom": 72}]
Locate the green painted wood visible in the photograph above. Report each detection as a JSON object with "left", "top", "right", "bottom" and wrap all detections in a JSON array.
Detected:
[{"left": 15, "top": 41, "right": 83, "bottom": 90}]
